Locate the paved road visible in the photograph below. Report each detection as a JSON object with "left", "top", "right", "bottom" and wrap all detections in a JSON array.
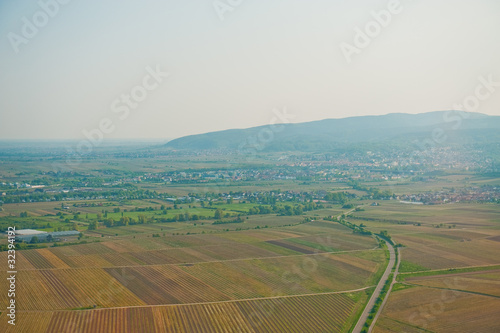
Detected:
[
  {"left": 352, "top": 239, "right": 396, "bottom": 333},
  {"left": 368, "top": 246, "right": 400, "bottom": 332}
]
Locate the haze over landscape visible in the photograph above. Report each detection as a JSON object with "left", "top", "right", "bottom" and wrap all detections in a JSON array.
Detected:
[
  {"left": 1, "top": 1, "right": 500, "bottom": 333},
  {"left": 1, "top": 0, "right": 500, "bottom": 140}
]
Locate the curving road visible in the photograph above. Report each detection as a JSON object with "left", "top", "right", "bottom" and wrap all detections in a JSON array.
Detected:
[{"left": 352, "top": 239, "right": 396, "bottom": 333}]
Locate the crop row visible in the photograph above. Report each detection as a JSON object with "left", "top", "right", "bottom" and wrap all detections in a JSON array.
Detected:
[
  {"left": 0, "top": 268, "right": 145, "bottom": 311},
  {"left": 13, "top": 240, "right": 311, "bottom": 270},
  {"left": 178, "top": 253, "right": 378, "bottom": 300},
  {"left": 104, "top": 266, "right": 230, "bottom": 304},
  {"left": 0, "top": 293, "right": 357, "bottom": 332}
]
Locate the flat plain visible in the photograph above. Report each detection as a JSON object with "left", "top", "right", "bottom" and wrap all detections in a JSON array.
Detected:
[{"left": 1, "top": 153, "right": 499, "bottom": 332}]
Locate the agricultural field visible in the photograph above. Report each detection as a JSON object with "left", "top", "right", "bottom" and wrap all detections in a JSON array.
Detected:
[
  {"left": 1, "top": 148, "right": 499, "bottom": 331},
  {"left": 350, "top": 201, "right": 500, "bottom": 229},
  {"left": 0, "top": 223, "right": 385, "bottom": 306},
  {"left": 369, "top": 174, "right": 500, "bottom": 195},
  {"left": 354, "top": 201, "right": 500, "bottom": 332},
  {"left": 0, "top": 219, "right": 381, "bottom": 271},
  {"left": 3, "top": 1, "right": 500, "bottom": 329},
  {"left": 0, "top": 268, "right": 145, "bottom": 311},
  {"left": 0, "top": 292, "right": 362, "bottom": 333},
  {"left": 348, "top": 202, "right": 500, "bottom": 271},
  {"left": 0, "top": 209, "right": 386, "bottom": 331},
  {"left": 1, "top": 196, "right": 498, "bottom": 332},
  {"left": 400, "top": 267, "right": 500, "bottom": 297},
  {"left": 373, "top": 285, "right": 500, "bottom": 333}
]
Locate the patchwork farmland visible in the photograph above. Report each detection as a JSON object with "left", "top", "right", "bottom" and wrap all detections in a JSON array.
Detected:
[
  {"left": 0, "top": 217, "right": 385, "bottom": 332},
  {"left": 0, "top": 293, "right": 360, "bottom": 333},
  {"left": 1, "top": 150, "right": 499, "bottom": 331}
]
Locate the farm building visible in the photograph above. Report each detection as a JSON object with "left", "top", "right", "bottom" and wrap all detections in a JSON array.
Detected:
[
  {"left": 14, "top": 229, "right": 46, "bottom": 236},
  {"left": 14, "top": 229, "right": 80, "bottom": 243}
]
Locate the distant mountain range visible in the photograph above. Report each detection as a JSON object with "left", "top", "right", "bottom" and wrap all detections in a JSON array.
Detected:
[{"left": 165, "top": 111, "right": 500, "bottom": 152}]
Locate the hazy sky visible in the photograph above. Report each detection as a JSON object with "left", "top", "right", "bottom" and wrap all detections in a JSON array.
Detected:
[{"left": 1, "top": 0, "right": 499, "bottom": 140}]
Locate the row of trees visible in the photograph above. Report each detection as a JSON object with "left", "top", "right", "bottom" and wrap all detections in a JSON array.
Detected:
[{"left": 323, "top": 215, "right": 372, "bottom": 236}]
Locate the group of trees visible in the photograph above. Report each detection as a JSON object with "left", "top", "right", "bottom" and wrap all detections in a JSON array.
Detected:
[
  {"left": 0, "top": 219, "right": 71, "bottom": 233},
  {"left": 95, "top": 212, "right": 204, "bottom": 230},
  {"left": 192, "top": 189, "right": 336, "bottom": 206},
  {"left": 245, "top": 202, "right": 322, "bottom": 217},
  {"left": 213, "top": 216, "right": 244, "bottom": 225},
  {"left": 377, "top": 230, "right": 393, "bottom": 245},
  {"left": 324, "top": 192, "right": 350, "bottom": 204},
  {"left": 349, "top": 180, "right": 394, "bottom": 199},
  {"left": 29, "top": 234, "right": 53, "bottom": 243},
  {"left": 87, "top": 200, "right": 324, "bottom": 231}
]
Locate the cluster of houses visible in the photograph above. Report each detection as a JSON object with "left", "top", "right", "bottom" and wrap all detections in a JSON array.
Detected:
[{"left": 397, "top": 186, "right": 499, "bottom": 205}]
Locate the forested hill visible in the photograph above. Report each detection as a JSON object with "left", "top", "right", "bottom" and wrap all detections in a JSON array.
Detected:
[{"left": 165, "top": 111, "right": 500, "bottom": 152}]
